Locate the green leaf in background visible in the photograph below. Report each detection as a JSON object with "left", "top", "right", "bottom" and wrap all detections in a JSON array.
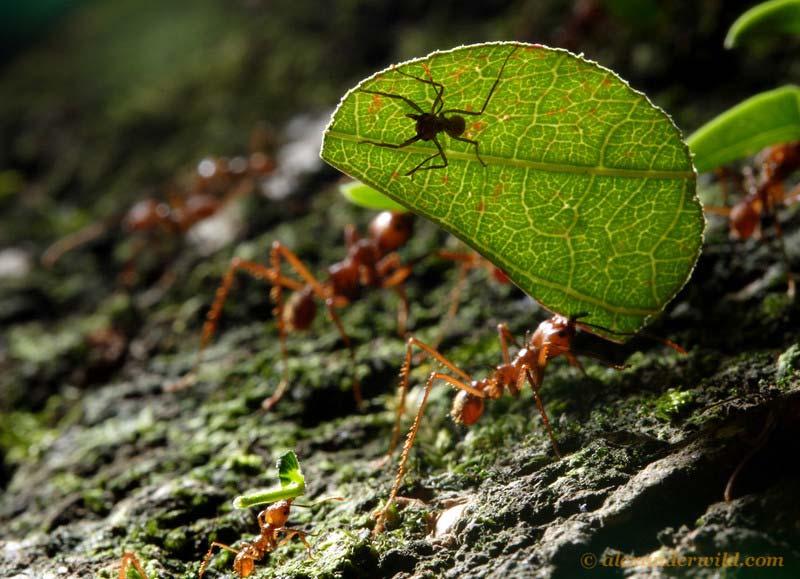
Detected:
[
  {"left": 724, "top": 0, "right": 800, "bottom": 49},
  {"left": 339, "top": 179, "right": 407, "bottom": 211},
  {"left": 687, "top": 85, "right": 800, "bottom": 173},
  {"left": 232, "top": 450, "right": 306, "bottom": 509},
  {"left": 321, "top": 42, "right": 702, "bottom": 338}
]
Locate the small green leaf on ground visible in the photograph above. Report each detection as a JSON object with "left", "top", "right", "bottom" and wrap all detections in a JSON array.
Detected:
[
  {"left": 340, "top": 180, "right": 407, "bottom": 211},
  {"left": 321, "top": 42, "right": 702, "bottom": 338},
  {"left": 687, "top": 85, "right": 800, "bottom": 172},
  {"left": 232, "top": 450, "right": 306, "bottom": 508},
  {"left": 725, "top": 0, "right": 800, "bottom": 49}
]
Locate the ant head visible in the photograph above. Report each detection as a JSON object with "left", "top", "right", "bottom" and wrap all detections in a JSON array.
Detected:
[
  {"left": 369, "top": 211, "right": 414, "bottom": 252},
  {"left": 264, "top": 500, "right": 292, "bottom": 527},
  {"left": 451, "top": 390, "right": 484, "bottom": 426}
]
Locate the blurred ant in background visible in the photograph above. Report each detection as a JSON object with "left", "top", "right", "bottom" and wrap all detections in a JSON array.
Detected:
[
  {"left": 41, "top": 127, "right": 276, "bottom": 289},
  {"left": 706, "top": 141, "right": 800, "bottom": 297},
  {"left": 172, "top": 210, "right": 416, "bottom": 410}
]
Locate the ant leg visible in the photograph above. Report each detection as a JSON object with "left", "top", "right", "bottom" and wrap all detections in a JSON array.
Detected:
[
  {"left": 270, "top": 242, "right": 363, "bottom": 408},
  {"left": 376, "top": 253, "right": 412, "bottom": 336},
  {"left": 406, "top": 137, "right": 448, "bottom": 176},
  {"left": 497, "top": 323, "right": 521, "bottom": 366},
  {"left": 441, "top": 46, "right": 518, "bottom": 116},
  {"left": 431, "top": 253, "right": 472, "bottom": 349},
  {"left": 724, "top": 410, "right": 776, "bottom": 502},
  {"left": 388, "top": 337, "right": 475, "bottom": 456},
  {"left": 451, "top": 135, "right": 485, "bottom": 167},
  {"left": 276, "top": 529, "right": 314, "bottom": 558},
  {"left": 166, "top": 258, "right": 303, "bottom": 392},
  {"left": 119, "top": 552, "right": 147, "bottom": 579},
  {"left": 360, "top": 134, "right": 421, "bottom": 151},
  {"left": 41, "top": 220, "right": 109, "bottom": 268},
  {"left": 358, "top": 88, "right": 424, "bottom": 114},
  {"left": 522, "top": 367, "right": 562, "bottom": 458},
  {"left": 770, "top": 213, "right": 796, "bottom": 298},
  {"left": 394, "top": 285, "right": 409, "bottom": 337},
  {"left": 392, "top": 66, "right": 445, "bottom": 114},
  {"left": 199, "top": 542, "right": 241, "bottom": 579},
  {"left": 376, "top": 368, "right": 484, "bottom": 535}
]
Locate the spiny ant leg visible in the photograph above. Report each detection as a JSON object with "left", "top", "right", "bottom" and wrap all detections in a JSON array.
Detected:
[
  {"left": 199, "top": 542, "right": 241, "bottom": 579},
  {"left": 324, "top": 297, "right": 363, "bottom": 408},
  {"left": 451, "top": 134, "right": 485, "bottom": 166},
  {"left": 442, "top": 46, "right": 518, "bottom": 117},
  {"left": 523, "top": 367, "right": 562, "bottom": 457},
  {"left": 359, "top": 134, "right": 421, "bottom": 151},
  {"left": 406, "top": 137, "right": 448, "bottom": 176},
  {"left": 166, "top": 258, "right": 303, "bottom": 392},
  {"left": 388, "top": 337, "right": 475, "bottom": 456},
  {"left": 358, "top": 88, "right": 424, "bottom": 114},
  {"left": 376, "top": 369, "right": 483, "bottom": 535},
  {"left": 276, "top": 529, "right": 314, "bottom": 557},
  {"left": 392, "top": 66, "right": 445, "bottom": 114}
]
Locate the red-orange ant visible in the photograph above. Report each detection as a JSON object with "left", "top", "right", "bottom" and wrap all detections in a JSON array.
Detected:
[
  {"left": 173, "top": 210, "right": 415, "bottom": 409},
  {"left": 374, "top": 313, "right": 685, "bottom": 534},
  {"left": 358, "top": 46, "right": 518, "bottom": 176},
  {"left": 118, "top": 551, "right": 148, "bottom": 578},
  {"left": 706, "top": 141, "right": 800, "bottom": 296},
  {"left": 199, "top": 499, "right": 311, "bottom": 578}
]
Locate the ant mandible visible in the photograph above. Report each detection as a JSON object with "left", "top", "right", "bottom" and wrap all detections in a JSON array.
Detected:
[
  {"left": 199, "top": 499, "right": 310, "bottom": 578},
  {"left": 374, "top": 313, "right": 685, "bottom": 534},
  {"left": 706, "top": 141, "right": 800, "bottom": 296},
  {"left": 358, "top": 46, "right": 518, "bottom": 177},
  {"left": 174, "top": 210, "right": 415, "bottom": 409}
]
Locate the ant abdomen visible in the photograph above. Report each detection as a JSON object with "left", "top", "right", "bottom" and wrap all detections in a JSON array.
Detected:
[
  {"left": 451, "top": 390, "right": 484, "bottom": 425},
  {"left": 369, "top": 211, "right": 414, "bottom": 253},
  {"left": 284, "top": 287, "right": 317, "bottom": 331}
]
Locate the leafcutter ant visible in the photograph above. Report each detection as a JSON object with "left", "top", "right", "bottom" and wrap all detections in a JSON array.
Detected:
[
  {"left": 358, "top": 46, "right": 518, "bottom": 177},
  {"left": 172, "top": 211, "right": 415, "bottom": 409},
  {"left": 199, "top": 499, "right": 310, "bottom": 578},
  {"left": 374, "top": 313, "right": 685, "bottom": 534},
  {"left": 706, "top": 141, "right": 800, "bottom": 297}
]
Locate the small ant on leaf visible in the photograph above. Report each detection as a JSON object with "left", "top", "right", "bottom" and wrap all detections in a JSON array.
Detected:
[
  {"left": 358, "top": 46, "right": 518, "bottom": 177},
  {"left": 170, "top": 210, "right": 415, "bottom": 409},
  {"left": 374, "top": 312, "right": 685, "bottom": 534},
  {"left": 706, "top": 141, "right": 800, "bottom": 297}
]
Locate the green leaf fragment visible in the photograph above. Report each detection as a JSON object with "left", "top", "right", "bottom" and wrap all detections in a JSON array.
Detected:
[
  {"left": 321, "top": 42, "right": 702, "bottom": 339},
  {"left": 232, "top": 450, "right": 306, "bottom": 509},
  {"left": 277, "top": 449, "right": 305, "bottom": 490},
  {"left": 339, "top": 180, "right": 407, "bottom": 211},
  {"left": 725, "top": 0, "right": 800, "bottom": 49},
  {"left": 687, "top": 85, "right": 800, "bottom": 173}
]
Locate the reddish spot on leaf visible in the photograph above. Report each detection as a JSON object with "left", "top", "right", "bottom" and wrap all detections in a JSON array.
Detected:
[
  {"left": 545, "top": 106, "right": 568, "bottom": 116},
  {"left": 368, "top": 94, "right": 383, "bottom": 115},
  {"left": 441, "top": 175, "right": 449, "bottom": 185},
  {"left": 492, "top": 183, "right": 503, "bottom": 200},
  {"left": 476, "top": 200, "right": 485, "bottom": 212}
]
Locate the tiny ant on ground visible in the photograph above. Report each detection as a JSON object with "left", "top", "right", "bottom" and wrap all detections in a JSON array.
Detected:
[
  {"left": 706, "top": 141, "right": 800, "bottom": 297},
  {"left": 118, "top": 551, "right": 148, "bottom": 578},
  {"left": 358, "top": 46, "right": 518, "bottom": 177},
  {"left": 170, "top": 211, "right": 415, "bottom": 410},
  {"left": 373, "top": 313, "right": 685, "bottom": 534},
  {"left": 198, "top": 499, "right": 311, "bottom": 578}
]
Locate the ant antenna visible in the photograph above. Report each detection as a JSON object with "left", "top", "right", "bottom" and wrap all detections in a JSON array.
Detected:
[
  {"left": 571, "top": 315, "right": 687, "bottom": 354},
  {"left": 293, "top": 496, "right": 345, "bottom": 508}
]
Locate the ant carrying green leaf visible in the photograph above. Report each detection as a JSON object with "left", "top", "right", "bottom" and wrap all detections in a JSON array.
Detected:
[{"left": 199, "top": 451, "right": 342, "bottom": 578}]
